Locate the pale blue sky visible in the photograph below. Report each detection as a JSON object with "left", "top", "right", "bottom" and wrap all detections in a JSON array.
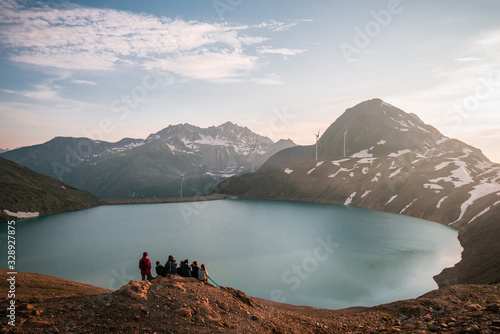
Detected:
[{"left": 1, "top": 0, "right": 499, "bottom": 162}]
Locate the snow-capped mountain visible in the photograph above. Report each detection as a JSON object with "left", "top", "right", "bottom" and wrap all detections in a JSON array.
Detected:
[
  {"left": 215, "top": 99, "right": 500, "bottom": 286},
  {"left": 145, "top": 122, "right": 289, "bottom": 177},
  {"left": 0, "top": 122, "right": 295, "bottom": 199}
]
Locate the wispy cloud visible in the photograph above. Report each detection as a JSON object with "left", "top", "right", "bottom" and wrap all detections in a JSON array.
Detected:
[
  {"left": 0, "top": 1, "right": 303, "bottom": 83},
  {"left": 19, "top": 84, "right": 61, "bottom": 101},
  {"left": 70, "top": 79, "right": 98, "bottom": 86},
  {"left": 251, "top": 73, "right": 283, "bottom": 85},
  {"left": 454, "top": 57, "right": 484, "bottom": 62},
  {"left": 257, "top": 47, "right": 307, "bottom": 57},
  {"left": 145, "top": 50, "right": 259, "bottom": 82},
  {"left": 255, "top": 19, "right": 299, "bottom": 32}
]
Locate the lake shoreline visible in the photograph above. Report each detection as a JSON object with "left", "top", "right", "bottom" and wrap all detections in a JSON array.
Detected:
[{"left": 5, "top": 198, "right": 460, "bottom": 311}]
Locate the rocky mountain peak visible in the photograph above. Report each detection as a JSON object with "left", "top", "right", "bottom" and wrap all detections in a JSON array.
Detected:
[
  {"left": 148, "top": 121, "right": 273, "bottom": 147},
  {"left": 317, "top": 98, "right": 445, "bottom": 160}
]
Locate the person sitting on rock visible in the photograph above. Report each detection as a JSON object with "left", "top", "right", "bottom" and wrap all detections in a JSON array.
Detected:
[
  {"left": 198, "top": 264, "right": 208, "bottom": 282},
  {"left": 180, "top": 259, "right": 191, "bottom": 277},
  {"left": 139, "top": 252, "right": 152, "bottom": 281},
  {"left": 191, "top": 261, "right": 199, "bottom": 279},
  {"left": 155, "top": 261, "right": 164, "bottom": 277},
  {"left": 164, "top": 255, "right": 177, "bottom": 277}
]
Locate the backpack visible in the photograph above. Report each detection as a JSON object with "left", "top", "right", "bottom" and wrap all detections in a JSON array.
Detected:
[
  {"left": 139, "top": 258, "right": 147, "bottom": 271},
  {"left": 163, "top": 259, "right": 177, "bottom": 276}
]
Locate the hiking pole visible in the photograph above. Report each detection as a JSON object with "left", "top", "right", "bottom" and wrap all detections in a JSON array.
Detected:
[{"left": 208, "top": 276, "right": 222, "bottom": 289}]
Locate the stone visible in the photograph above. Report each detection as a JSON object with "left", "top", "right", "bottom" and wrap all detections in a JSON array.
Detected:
[
  {"left": 116, "top": 280, "right": 151, "bottom": 303},
  {"left": 29, "top": 320, "right": 52, "bottom": 328},
  {"left": 466, "top": 303, "right": 482, "bottom": 311},
  {"left": 176, "top": 307, "right": 193, "bottom": 317},
  {"left": 171, "top": 283, "right": 187, "bottom": 292}
]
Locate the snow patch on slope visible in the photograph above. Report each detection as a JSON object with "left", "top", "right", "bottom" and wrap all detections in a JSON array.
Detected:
[
  {"left": 429, "top": 160, "right": 473, "bottom": 188},
  {"left": 451, "top": 183, "right": 500, "bottom": 224},
  {"left": 4, "top": 210, "right": 40, "bottom": 219},
  {"left": 329, "top": 168, "right": 351, "bottom": 178},
  {"left": 436, "top": 196, "right": 448, "bottom": 209},
  {"left": 386, "top": 195, "right": 397, "bottom": 205},
  {"left": 351, "top": 149, "right": 372, "bottom": 158},
  {"left": 344, "top": 192, "right": 356, "bottom": 205},
  {"left": 467, "top": 200, "right": 500, "bottom": 225},
  {"left": 331, "top": 158, "right": 350, "bottom": 166},
  {"left": 361, "top": 190, "right": 372, "bottom": 198},
  {"left": 388, "top": 149, "right": 411, "bottom": 158},
  {"left": 400, "top": 199, "right": 417, "bottom": 214}
]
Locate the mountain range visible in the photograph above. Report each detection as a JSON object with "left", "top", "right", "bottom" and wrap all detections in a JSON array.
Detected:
[
  {"left": 1, "top": 122, "right": 295, "bottom": 199},
  {"left": 1, "top": 98, "right": 499, "bottom": 287},
  {"left": 215, "top": 98, "right": 500, "bottom": 286}
]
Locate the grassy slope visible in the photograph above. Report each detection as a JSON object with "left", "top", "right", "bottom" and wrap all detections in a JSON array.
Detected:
[{"left": 0, "top": 156, "right": 104, "bottom": 222}]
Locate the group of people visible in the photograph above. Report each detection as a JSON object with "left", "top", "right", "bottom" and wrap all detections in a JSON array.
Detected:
[{"left": 139, "top": 252, "right": 209, "bottom": 282}]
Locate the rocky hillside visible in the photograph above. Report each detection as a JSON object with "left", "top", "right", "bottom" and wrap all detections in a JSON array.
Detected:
[
  {"left": 215, "top": 99, "right": 500, "bottom": 286},
  {"left": 0, "top": 156, "right": 103, "bottom": 222},
  {"left": 1, "top": 270, "right": 499, "bottom": 333},
  {"left": 1, "top": 122, "right": 295, "bottom": 199}
]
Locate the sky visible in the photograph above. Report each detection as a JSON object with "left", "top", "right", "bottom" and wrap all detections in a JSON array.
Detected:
[{"left": 0, "top": 0, "right": 499, "bottom": 162}]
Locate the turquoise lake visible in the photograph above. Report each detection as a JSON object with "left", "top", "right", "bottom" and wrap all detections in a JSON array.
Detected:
[{"left": 0, "top": 199, "right": 461, "bottom": 309}]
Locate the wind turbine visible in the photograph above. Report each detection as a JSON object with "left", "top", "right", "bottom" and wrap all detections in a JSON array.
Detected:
[
  {"left": 251, "top": 139, "right": 258, "bottom": 173},
  {"left": 314, "top": 128, "right": 320, "bottom": 161},
  {"left": 180, "top": 173, "right": 185, "bottom": 198}
]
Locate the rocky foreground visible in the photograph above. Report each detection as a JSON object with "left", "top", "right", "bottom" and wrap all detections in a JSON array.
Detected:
[{"left": 1, "top": 270, "right": 500, "bottom": 333}]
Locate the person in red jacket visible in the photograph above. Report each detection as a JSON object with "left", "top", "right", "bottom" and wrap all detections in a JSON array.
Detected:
[{"left": 139, "top": 252, "right": 152, "bottom": 281}]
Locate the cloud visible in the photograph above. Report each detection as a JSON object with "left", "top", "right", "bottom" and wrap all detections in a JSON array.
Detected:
[
  {"left": 145, "top": 50, "right": 258, "bottom": 82},
  {"left": 19, "top": 84, "right": 61, "bottom": 101},
  {"left": 255, "top": 20, "right": 299, "bottom": 31},
  {"left": 454, "top": 57, "right": 484, "bottom": 62},
  {"left": 257, "top": 47, "right": 307, "bottom": 56},
  {"left": 2, "top": 82, "right": 62, "bottom": 102},
  {"left": 70, "top": 79, "right": 98, "bottom": 86},
  {"left": 251, "top": 73, "right": 283, "bottom": 85},
  {"left": 0, "top": 1, "right": 302, "bottom": 82}
]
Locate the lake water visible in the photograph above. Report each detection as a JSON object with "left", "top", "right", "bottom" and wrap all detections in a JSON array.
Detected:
[{"left": 1, "top": 199, "right": 461, "bottom": 309}]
